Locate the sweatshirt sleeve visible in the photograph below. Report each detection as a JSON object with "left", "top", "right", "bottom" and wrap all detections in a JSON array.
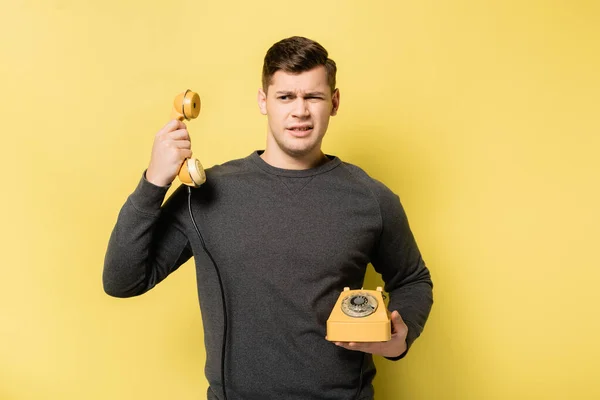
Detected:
[
  {"left": 369, "top": 184, "right": 433, "bottom": 360},
  {"left": 102, "top": 172, "right": 193, "bottom": 298}
]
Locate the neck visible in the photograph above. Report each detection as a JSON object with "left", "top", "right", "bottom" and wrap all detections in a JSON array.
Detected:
[{"left": 260, "top": 148, "right": 328, "bottom": 170}]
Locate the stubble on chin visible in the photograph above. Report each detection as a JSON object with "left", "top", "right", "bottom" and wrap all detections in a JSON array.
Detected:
[{"left": 274, "top": 135, "right": 322, "bottom": 158}]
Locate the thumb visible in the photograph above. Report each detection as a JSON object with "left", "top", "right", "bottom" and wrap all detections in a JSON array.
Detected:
[{"left": 390, "top": 310, "right": 406, "bottom": 333}]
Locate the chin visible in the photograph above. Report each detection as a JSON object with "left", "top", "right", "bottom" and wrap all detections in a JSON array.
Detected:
[{"left": 270, "top": 131, "right": 323, "bottom": 158}]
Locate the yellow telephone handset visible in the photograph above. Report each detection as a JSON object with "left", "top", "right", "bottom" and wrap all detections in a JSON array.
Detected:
[{"left": 171, "top": 89, "right": 206, "bottom": 187}]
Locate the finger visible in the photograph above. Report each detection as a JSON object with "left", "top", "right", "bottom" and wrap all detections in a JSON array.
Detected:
[
  {"left": 167, "top": 128, "right": 191, "bottom": 141},
  {"left": 172, "top": 140, "right": 191, "bottom": 149},
  {"left": 334, "top": 342, "right": 353, "bottom": 351},
  {"left": 390, "top": 311, "right": 407, "bottom": 335},
  {"left": 180, "top": 149, "right": 193, "bottom": 159},
  {"left": 334, "top": 341, "right": 371, "bottom": 352},
  {"left": 159, "top": 119, "right": 187, "bottom": 135}
]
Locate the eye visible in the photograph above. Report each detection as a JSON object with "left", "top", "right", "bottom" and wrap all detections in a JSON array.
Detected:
[{"left": 278, "top": 95, "right": 292, "bottom": 101}]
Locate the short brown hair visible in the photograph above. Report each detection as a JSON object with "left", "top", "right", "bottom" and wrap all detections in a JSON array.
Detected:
[{"left": 262, "top": 36, "right": 337, "bottom": 94}]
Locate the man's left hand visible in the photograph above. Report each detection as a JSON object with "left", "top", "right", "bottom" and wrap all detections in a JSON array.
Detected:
[{"left": 333, "top": 310, "right": 408, "bottom": 358}]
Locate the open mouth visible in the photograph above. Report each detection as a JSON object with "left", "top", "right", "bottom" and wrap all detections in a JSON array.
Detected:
[{"left": 286, "top": 126, "right": 314, "bottom": 137}]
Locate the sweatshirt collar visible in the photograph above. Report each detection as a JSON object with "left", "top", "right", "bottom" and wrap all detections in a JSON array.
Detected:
[{"left": 249, "top": 150, "right": 341, "bottom": 178}]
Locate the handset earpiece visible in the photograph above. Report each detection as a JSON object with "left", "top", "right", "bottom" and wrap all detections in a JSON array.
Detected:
[{"left": 171, "top": 89, "right": 206, "bottom": 187}]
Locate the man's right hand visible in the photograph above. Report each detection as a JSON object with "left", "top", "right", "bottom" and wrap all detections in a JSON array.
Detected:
[{"left": 146, "top": 120, "right": 193, "bottom": 187}]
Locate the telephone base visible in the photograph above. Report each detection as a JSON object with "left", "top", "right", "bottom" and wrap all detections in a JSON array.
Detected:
[
  {"left": 327, "top": 320, "right": 391, "bottom": 342},
  {"left": 326, "top": 287, "right": 391, "bottom": 343}
]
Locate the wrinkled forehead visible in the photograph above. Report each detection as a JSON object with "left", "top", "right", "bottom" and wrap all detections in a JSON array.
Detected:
[{"left": 268, "top": 67, "right": 331, "bottom": 95}]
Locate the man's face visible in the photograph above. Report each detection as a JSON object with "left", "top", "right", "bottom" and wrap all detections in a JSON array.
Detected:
[{"left": 257, "top": 66, "right": 339, "bottom": 160}]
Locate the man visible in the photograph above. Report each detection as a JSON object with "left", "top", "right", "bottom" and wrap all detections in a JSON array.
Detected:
[{"left": 104, "top": 36, "right": 433, "bottom": 400}]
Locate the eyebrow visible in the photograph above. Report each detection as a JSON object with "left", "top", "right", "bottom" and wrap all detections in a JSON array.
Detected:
[{"left": 274, "top": 91, "right": 327, "bottom": 97}]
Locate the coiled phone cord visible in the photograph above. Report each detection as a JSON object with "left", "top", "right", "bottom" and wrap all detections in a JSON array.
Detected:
[{"left": 187, "top": 186, "right": 229, "bottom": 400}]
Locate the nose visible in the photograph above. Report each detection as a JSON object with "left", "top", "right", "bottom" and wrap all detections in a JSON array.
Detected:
[{"left": 291, "top": 98, "right": 310, "bottom": 118}]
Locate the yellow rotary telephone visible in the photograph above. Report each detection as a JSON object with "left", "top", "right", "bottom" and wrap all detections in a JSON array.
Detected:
[{"left": 326, "top": 287, "right": 391, "bottom": 342}]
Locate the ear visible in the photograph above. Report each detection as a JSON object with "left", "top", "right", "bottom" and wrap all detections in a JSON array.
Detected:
[
  {"left": 330, "top": 88, "right": 340, "bottom": 116},
  {"left": 257, "top": 88, "right": 268, "bottom": 115}
]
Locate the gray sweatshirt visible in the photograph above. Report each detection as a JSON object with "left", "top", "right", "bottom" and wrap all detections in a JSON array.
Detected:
[{"left": 103, "top": 151, "right": 433, "bottom": 400}]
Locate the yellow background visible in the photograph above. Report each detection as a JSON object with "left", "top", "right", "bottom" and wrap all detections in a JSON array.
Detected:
[{"left": 1, "top": 0, "right": 599, "bottom": 399}]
